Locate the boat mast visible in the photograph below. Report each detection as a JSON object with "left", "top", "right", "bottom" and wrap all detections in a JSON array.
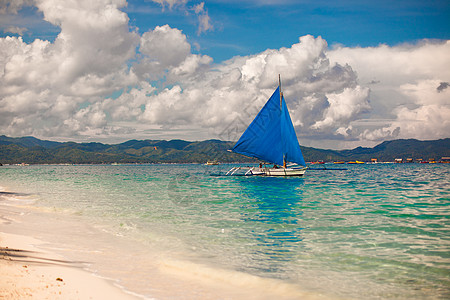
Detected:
[
  {"left": 278, "top": 74, "right": 282, "bottom": 108},
  {"left": 279, "top": 74, "right": 287, "bottom": 169}
]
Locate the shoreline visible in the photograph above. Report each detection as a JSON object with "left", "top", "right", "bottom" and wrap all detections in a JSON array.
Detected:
[
  {"left": 0, "top": 188, "right": 145, "bottom": 299},
  {"left": 0, "top": 187, "right": 329, "bottom": 300}
]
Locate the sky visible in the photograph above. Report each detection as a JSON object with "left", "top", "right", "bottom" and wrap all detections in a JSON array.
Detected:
[{"left": 0, "top": 0, "right": 449, "bottom": 149}]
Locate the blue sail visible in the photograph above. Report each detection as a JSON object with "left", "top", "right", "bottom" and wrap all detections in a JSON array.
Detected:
[
  {"left": 281, "top": 94, "right": 306, "bottom": 166},
  {"left": 231, "top": 87, "right": 306, "bottom": 166}
]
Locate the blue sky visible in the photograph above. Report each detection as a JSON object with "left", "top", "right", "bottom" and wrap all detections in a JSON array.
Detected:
[
  {"left": 0, "top": 0, "right": 449, "bottom": 149},
  {"left": 4, "top": 0, "right": 449, "bottom": 62},
  {"left": 192, "top": 0, "right": 449, "bottom": 61}
]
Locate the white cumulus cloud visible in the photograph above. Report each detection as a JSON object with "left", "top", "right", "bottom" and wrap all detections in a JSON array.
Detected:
[
  {"left": 131, "top": 35, "right": 369, "bottom": 144},
  {"left": 328, "top": 40, "right": 450, "bottom": 144},
  {"left": 0, "top": 0, "right": 139, "bottom": 138}
]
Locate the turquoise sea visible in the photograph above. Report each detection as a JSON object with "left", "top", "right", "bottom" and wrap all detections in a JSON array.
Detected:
[{"left": 1, "top": 163, "right": 449, "bottom": 299}]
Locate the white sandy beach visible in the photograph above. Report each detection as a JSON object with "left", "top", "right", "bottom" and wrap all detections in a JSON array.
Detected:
[
  {"left": 0, "top": 231, "right": 139, "bottom": 300},
  {"left": 0, "top": 188, "right": 147, "bottom": 299}
]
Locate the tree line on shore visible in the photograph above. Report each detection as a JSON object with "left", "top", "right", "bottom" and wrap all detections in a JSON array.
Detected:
[{"left": 0, "top": 135, "right": 449, "bottom": 165}]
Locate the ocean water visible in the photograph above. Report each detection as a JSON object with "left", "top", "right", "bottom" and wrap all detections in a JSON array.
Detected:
[{"left": 0, "top": 163, "right": 449, "bottom": 299}]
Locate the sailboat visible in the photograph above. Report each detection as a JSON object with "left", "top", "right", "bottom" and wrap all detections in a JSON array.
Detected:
[{"left": 227, "top": 76, "right": 307, "bottom": 176}]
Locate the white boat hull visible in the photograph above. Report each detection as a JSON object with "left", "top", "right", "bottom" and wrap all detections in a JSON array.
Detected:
[
  {"left": 261, "top": 167, "right": 307, "bottom": 176},
  {"left": 225, "top": 166, "right": 307, "bottom": 177}
]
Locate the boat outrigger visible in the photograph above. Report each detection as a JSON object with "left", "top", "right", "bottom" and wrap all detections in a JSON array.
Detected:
[{"left": 227, "top": 75, "right": 307, "bottom": 176}]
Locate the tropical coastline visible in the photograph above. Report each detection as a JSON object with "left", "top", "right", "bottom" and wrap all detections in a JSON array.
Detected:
[{"left": 1, "top": 1, "right": 449, "bottom": 299}]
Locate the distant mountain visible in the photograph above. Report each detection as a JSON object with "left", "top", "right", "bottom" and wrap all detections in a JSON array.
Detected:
[
  {"left": 337, "top": 139, "right": 450, "bottom": 162},
  {"left": 0, "top": 135, "right": 61, "bottom": 148},
  {"left": 0, "top": 135, "right": 247, "bottom": 164},
  {"left": 0, "top": 135, "right": 449, "bottom": 164}
]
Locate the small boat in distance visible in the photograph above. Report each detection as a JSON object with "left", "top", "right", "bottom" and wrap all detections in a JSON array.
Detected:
[
  {"left": 227, "top": 75, "right": 307, "bottom": 176},
  {"left": 205, "top": 161, "right": 219, "bottom": 165}
]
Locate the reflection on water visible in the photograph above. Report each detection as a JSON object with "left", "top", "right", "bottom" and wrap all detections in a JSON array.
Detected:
[{"left": 236, "top": 177, "right": 305, "bottom": 278}]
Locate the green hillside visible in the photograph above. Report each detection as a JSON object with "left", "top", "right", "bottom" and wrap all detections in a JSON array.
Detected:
[{"left": 0, "top": 135, "right": 449, "bottom": 164}]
